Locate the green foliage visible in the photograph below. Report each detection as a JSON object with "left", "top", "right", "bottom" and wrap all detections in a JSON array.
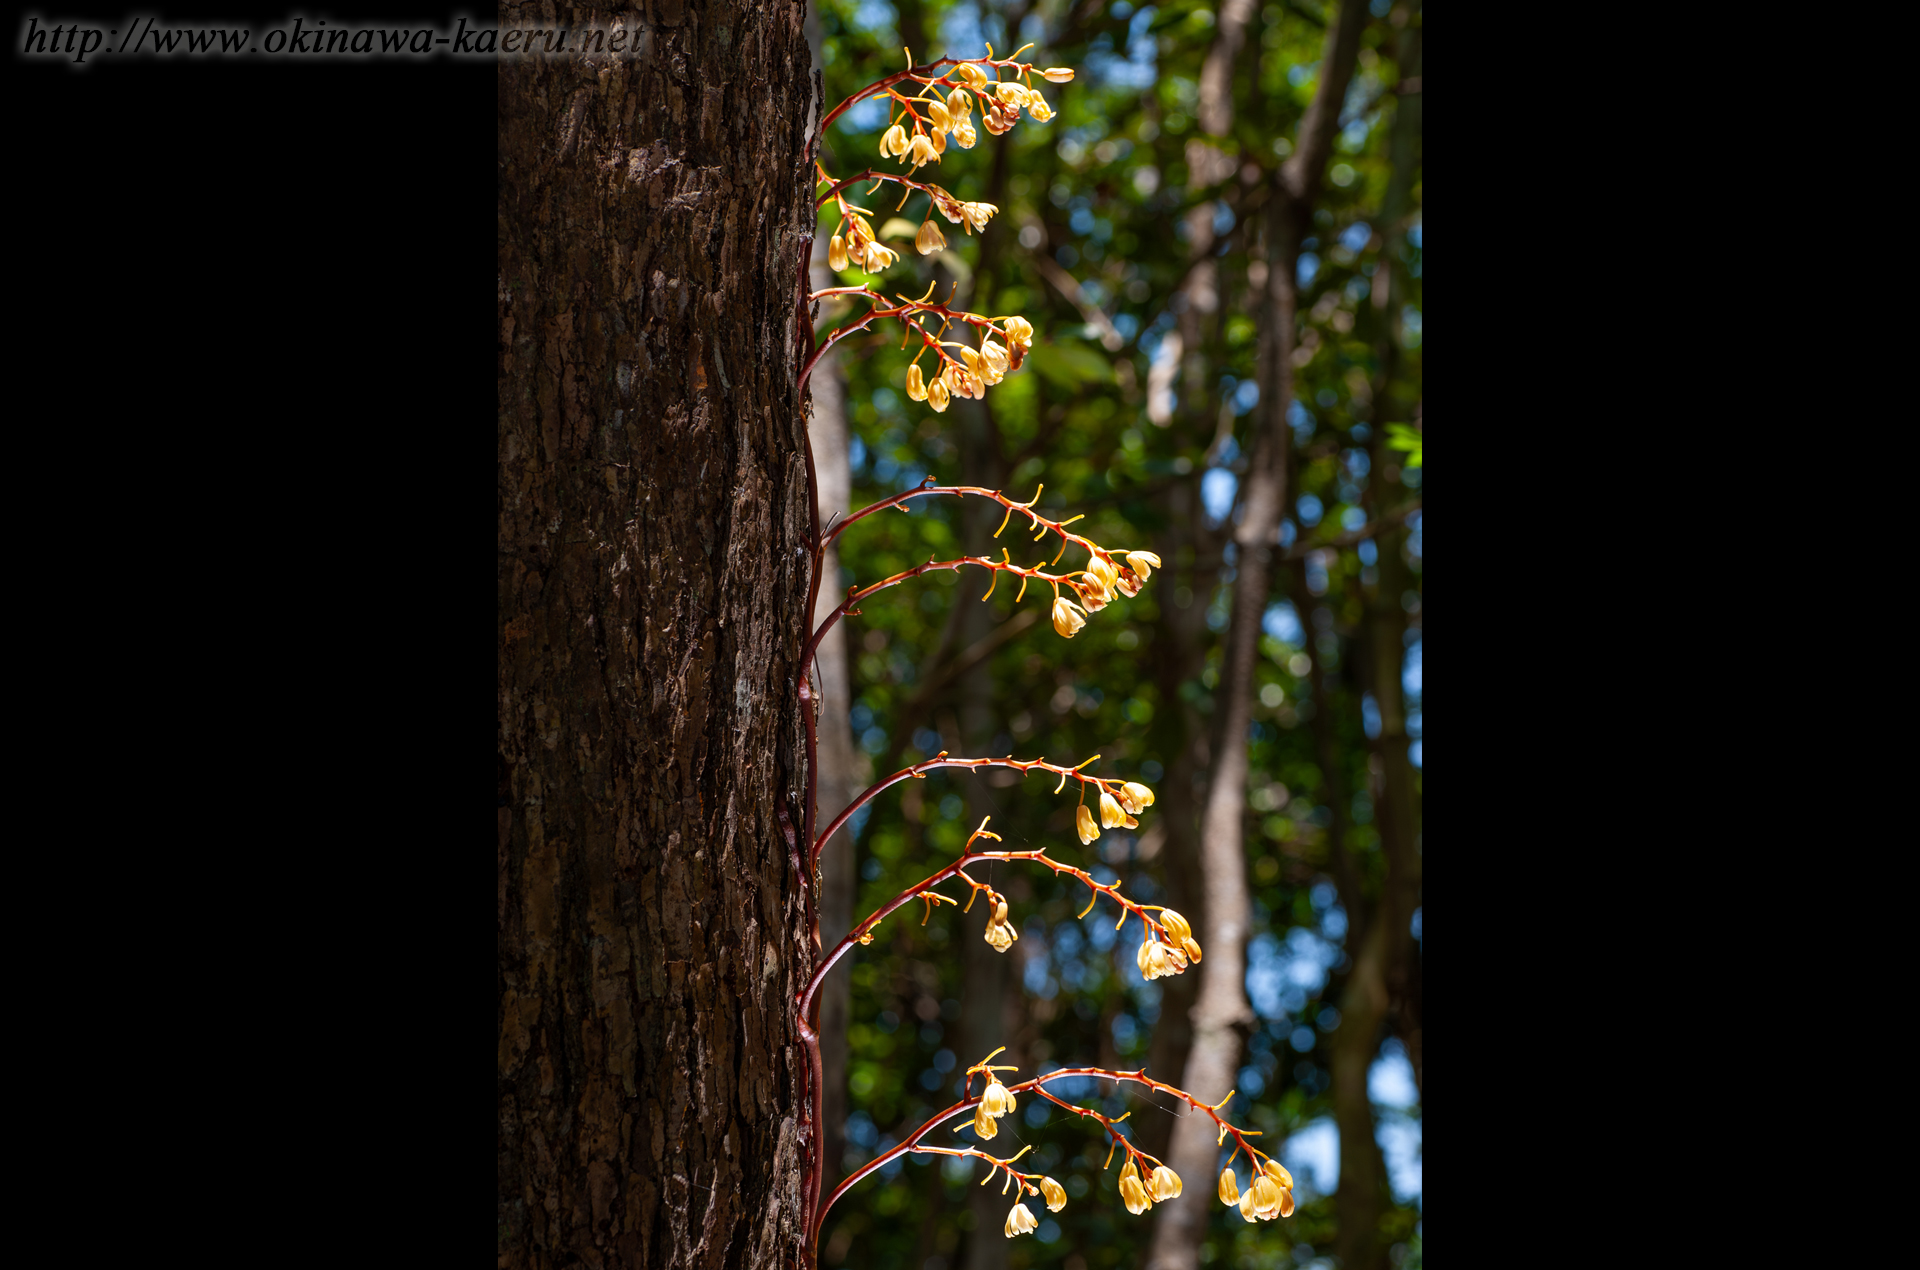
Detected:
[
  {"left": 1383, "top": 422, "right": 1422, "bottom": 468},
  {"left": 814, "top": 3, "right": 1422, "bottom": 1267}
]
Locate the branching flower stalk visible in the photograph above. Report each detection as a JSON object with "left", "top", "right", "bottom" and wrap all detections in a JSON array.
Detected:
[
  {"left": 800, "top": 44, "right": 1069, "bottom": 402},
  {"left": 789, "top": 42, "right": 1292, "bottom": 1263}
]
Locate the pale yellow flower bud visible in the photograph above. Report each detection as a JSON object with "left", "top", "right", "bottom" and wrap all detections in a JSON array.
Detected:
[
  {"left": 1099, "top": 790, "right": 1126, "bottom": 829},
  {"left": 1182, "top": 937, "right": 1203, "bottom": 963},
  {"left": 908, "top": 132, "right": 939, "bottom": 168},
  {"left": 984, "top": 103, "right": 1015, "bottom": 135},
  {"left": 1074, "top": 801, "right": 1098, "bottom": 844},
  {"left": 1125, "top": 550, "right": 1161, "bottom": 580},
  {"left": 1080, "top": 577, "right": 1110, "bottom": 613},
  {"left": 1158, "top": 907, "right": 1189, "bottom": 942},
  {"left": 1040, "top": 1176, "right": 1067, "bottom": 1212},
  {"left": 955, "top": 63, "right": 989, "bottom": 90},
  {"left": 1054, "top": 596, "right": 1087, "bottom": 640},
  {"left": 1238, "top": 1184, "right": 1259, "bottom": 1221},
  {"left": 881, "top": 123, "right": 909, "bottom": 158},
  {"left": 905, "top": 362, "right": 927, "bottom": 401},
  {"left": 1026, "top": 93, "right": 1053, "bottom": 122},
  {"left": 961, "top": 201, "right": 999, "bottom": 234},
  {"left": 1114, "top": 568, "right": 1142, "bottom": 598},
  {"left": 1088, "top": 554, "right": 1120, "bottom": 591},
  {"left": 928, "top": 101, "right": 953, "bottom": 132},
  {"left": 996, "top": 81, "right": 1028, "bottom": 107},
  {"left": 916, "top": 219, "right": 946, "bottom": 255},
  {"left": 982, "top": 1074, "right": 1018, "bottom": 1116},
  {"left": 828, "top": 234, "right": 849, "bottom": 272},
  {"left": 982, "top": 339, "right": 1009, "bottom": 373},
  {"left": 960, "top": 346, "right": 983, "bottom": 376},
  {"left": 1277, "top": 1186, "right": 1295, "bottom": 1218},
  {"left": 929, "top": 186, "right": 965, "bottom": 224},
  {"left": 973, "top": 1103, "right": 999, "bottom": 1139},
  {"left": 953, "top": 120, "right": 978, "bottom": 149},
  {"left": 1250, "top": 1173, "right": 1283, "bottom": 1219},
  {"left": 863, "top": 241, "right": 896, "bottom": 272},
  {"left": 1263, "top": 1160, "right": 1293, "bottom": 1190},
  {"left": 1119, "top": 782, "right": 1155, "bottom": 815},
  {"left": 1119, "top": 1161, "right": 1152, "bottom": 1214},
  {"left": 1137, "top": 938, "right": 1188, "bottom": 980},
  {"left": 927, "top": 377, "right": 951, "bottom": 412},
  {"left": 1043, "top": 67, "right": 1075, "bottom": 83},
  {"left": 1004, "top": 1201, "right": 1038, "bottom": 1238},
  {"left": 1149, "top": 1166, "right": 1182, "bottom": 1201},
  {"left": 1218, "top": 1168, "right": 1240, "bottom": 1206},
  {"left": 1003, "top": 316, "right": 1034, "bottom": 346},
  {"left": 947, "top": 86, "right": 973, "bottom": 118}
]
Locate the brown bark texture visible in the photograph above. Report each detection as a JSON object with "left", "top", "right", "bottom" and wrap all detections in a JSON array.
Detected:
[{"left": 497, "top": 6, "right": 820, "bottom": 1268}]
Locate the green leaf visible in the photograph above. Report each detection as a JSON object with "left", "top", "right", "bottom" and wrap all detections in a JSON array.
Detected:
[
  {"left": 1383, "top": 422, "right": 1423, "bottom": 468},
  {"left": 1025, "top": 339, "right": 1114, "bottom": 391}
]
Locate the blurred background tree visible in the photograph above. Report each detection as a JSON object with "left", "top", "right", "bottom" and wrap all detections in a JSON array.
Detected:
[{"left": 804, "top": 3, "right": 1422, "bottom": 1268}]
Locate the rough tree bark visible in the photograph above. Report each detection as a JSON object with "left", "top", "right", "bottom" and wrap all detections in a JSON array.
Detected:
[
  {"left": 497, "top": 6, "right": 820, "bottom": 1267},
  {"left": 1146, "top": 4, "right": 1371, "bottom": 1267}
]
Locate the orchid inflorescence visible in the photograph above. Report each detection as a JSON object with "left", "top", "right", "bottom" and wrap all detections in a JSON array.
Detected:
[
  {"left": 821, "top": 817, "right": 1198, "bottom": 1027},
  {"left": 806, "top": 483, "right": 1160, "bottom": 666},
  {"left": 809, "top": 46, "right": 1073, "bottom": 410},
  {"left": 795, "top": 45, "right": 1281, "bottom": 1261},
  {"left": 815, "top": 1041, "right": 1292, "bottom": 1241},
  {"left": 819, "top": 43, "right": 1070, "bottom": 266},
  {"left": 807, "top": 273, "right": 1032, "bottom": 412}
]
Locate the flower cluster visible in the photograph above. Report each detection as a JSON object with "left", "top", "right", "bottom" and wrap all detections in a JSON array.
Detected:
[
  {"left": 1118, "top": 1158, "right": 1184, "bottom": 1214},
  {"left": 807, "top": 47, "right": 1071, "bottom": 421},
  {"left": 1051, "top": 550, "right": 1159, "bottom": 637},
  {"left": 1136, "top": 908, "right": 1199, "bottom": 981},
  {"left": 868, "top": 52, "right": 1070, "bottom": 181},
  {"left": 806, "top": 484, "right": 1158, "bottom": 652},
  {"left": 826, "top": 205, "right": 896, "bottom": 275},
  {"left": 1074, "top": 777, "right": 1157, "bottom": 843},
  {"left": 1220, "top": 1159, "right": 1297, "bottom": 1222}
]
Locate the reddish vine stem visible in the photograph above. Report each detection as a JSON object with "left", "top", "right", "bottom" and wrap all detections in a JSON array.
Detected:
[
  {"left": 815, "top": 1067, "right": 1265, "bottom": 1237},
  {"left": 797, "top": 836, "right": 1173, "bottom": 1026},
  {"left": 813, "top": 52, "right": 1038, "bottom": 141},
  {"left": 797, "top": 47, "right": 1059, "bottom": 1255},
  {"left": 809, "top": 754, "right": 1124, "bottom": 869},
  {"left": 815, "top": 167, "right": 939, "bottom": 208}
]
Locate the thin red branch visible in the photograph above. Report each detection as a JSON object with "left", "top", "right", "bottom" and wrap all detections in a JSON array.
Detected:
[{"left": 815, "top": 1066, "right": 1268, "bottom": 1235}]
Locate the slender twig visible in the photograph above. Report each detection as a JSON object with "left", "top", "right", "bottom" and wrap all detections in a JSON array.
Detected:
[
  {"left": 809, "top": 754, "right": 1127, "bottom": 866},
  {"left": 816, "top": 1065, "right": 1269, "bottom": 1235},
  {"left": 799, "top": 823, "right": 1182, "bottom": 1022}
]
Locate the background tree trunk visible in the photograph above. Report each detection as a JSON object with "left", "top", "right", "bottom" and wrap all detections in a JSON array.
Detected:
[
  {"left": 809, "top": 237, "right": 859, "bottom": 1209},
  {"left": 497, "top": 6, "right": 819, "bottom": 1266},
  {"left": 1147, "top": 5, "right": 1370, "bottom": 1266}
]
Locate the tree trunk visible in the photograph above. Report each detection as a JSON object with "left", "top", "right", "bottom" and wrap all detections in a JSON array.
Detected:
[
  {"left": 1146, "top": 6, "right": 1370, "bottom": 1266},
  {"left": 497, "top": 7, "right": 819, "bottom": 1267},
  {"left": 1326, "top": 13, "right": 1421, "bottom": 1267},
  {"left": 808, "top": 338, "right": 857, "bottom": 1204},
  {"left": 1368, "top": 8, "right": 1423, "bottom": 1102}
]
